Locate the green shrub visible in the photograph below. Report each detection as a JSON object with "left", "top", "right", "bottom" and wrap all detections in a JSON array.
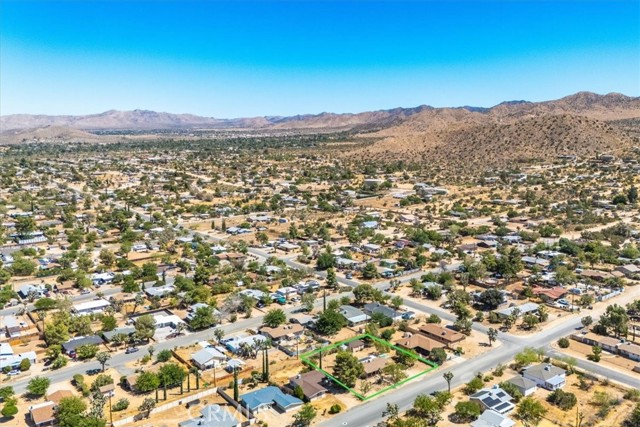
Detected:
[
  {"left": 112, "top": 398, "right": 130, "bottom": 412},
  {"left": 328, "top": 404, "right": 342, "bottom": 414},
  {"left": 558, "top": 338, "right": 570, "bottom": 348},
  {"left": 19, "top": 358, "right": 31, "bottom": 371}
]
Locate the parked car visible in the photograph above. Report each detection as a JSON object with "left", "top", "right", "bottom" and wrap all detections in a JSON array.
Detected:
[
  {"left": 402, "top": 311, "right": 416, "bottom": 320},
  {"left": 125, "top": 347, "right": 139, "bottom": 354},
  {"left": 345, "top": 273, "right": 353, "bottom": 279}
]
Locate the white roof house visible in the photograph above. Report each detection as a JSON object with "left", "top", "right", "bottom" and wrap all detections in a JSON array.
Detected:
[
  {"left": 145, "top": 284, "right": 175, "bottom": 298},
  {"left": 522, "top": 364, "right": 566, "bottom": 390},
  {"left": 192, "top": 347, "right": 227, "bottom": 370},
  {"left": 471, "top": 410, "right": 515, "bottom": 427},
  {"left": 151, "top": 313, "right": 185, "bottom": 329},
  {"left": 73, "top": 299, "right": 111, "bottom": 315}
]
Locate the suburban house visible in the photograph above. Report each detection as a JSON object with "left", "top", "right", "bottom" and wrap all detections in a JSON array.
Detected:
[
  {"left": 144, "top": 284, "right": 176, "bottom": 298},
  {"left": 522, "top": 364, "right": 566, "bottom": 390},
  {"left": 289, "top": 313, "right": 315, "bottom": 327},
  {"left": 72, "top": 298, "right": 111, "bottom": 315},
  {"left": 29, "top": 402, "right": 56, "bottom": 426},
  {"left": 345, "top": 339, "right": 365, "bottom": 353},
  {"left": 178, "top": 405, "right": 241, "bottom": 427},
  {"left": 339, "top": 305, "right": 369, "bottom": 326},
  {"left": 470, "top": 385, "right": 516, "bottom": 414},
  {"left": 102, "top": 326, "right": 136, "bottom": 343},
  {"left": 495, "top": 302, "right": 540, "bottom": 319},
  {"left": 361, "top": 356, "right": 390, "bottom": 377},
  {"left": 532, "top": 287, "right": 568, "bottom": 303},
  {"left": 259, "top": 324, "right": 304, "bottom": 342},
  {"left": 571, "top": 332, "right": 621, "bottom": 354},
  {"left": 616, "top": 264, "right": 640, "bottom": 278},
  {"left": 411, "top": 324, "right": 466, "bottom": 347},
  {"left": 150, "top": 312, "right": 186, "bottom": 329},
  {"left": 470, "top": 410, "right": 516, "bottom": 427},
  {"left": 192, "top": 346, "right": 227, "bottom": 370},
  {"left": 2, "top": 315, "right": 23, "bottom": 338},
  {"left": 363, "top": 302, "right": 403, "bottom": 321},
  {"left": 240, "top": 386, "right": 303, "bottom": 413},
  {"left": 47, "top": 390, "right": 73, "bottom": 405},
  {"left": 224, "top": 335, "right": 267, "bottom": 354},
  {"left": 98, "top": 383, "right": 116, "bottom": 398},
  {"left": 395, "top": 334, "right": 444, "bottom": 357},
  {"left": 61, "top": 335, "right": 104, "bottom": 356},
  {"left": 0, "top": 342, "right": 37, "bottom": 370},
  {"left": 617, "top": 342, "right": 640, "bottom": 362},
  {"left": 506, "top": 376, "right": 537, "bottom": 396},
  {"left": 287, "top": 370, "right": 328, "bottom": 401}
]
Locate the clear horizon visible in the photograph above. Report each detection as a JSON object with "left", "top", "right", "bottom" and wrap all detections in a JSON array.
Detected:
[{"left": 1, "top": 0, "right": 639, "bottom": 117}]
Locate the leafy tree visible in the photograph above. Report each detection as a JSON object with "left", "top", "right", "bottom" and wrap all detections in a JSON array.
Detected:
[
  {"left": 27, "top": 376, "right": 50, "bottom": 397},
  {"left": 453, "top": 401, "right": 482, "bottom": 422},
  {"left": 411, "top": 394, "right": 442, "bottom": 426},
  {"left": 158, "top": 363, "right": 187, "bottom": 388},
  {"left": 44, "top": 320, "right": 70, "bottom": 346},
  {"left": 76, "top": 344, "right": 99, "bottom": 360},
  {"left": 189, "top": 306, "right": 216, "bottom": 330},
  {"left": 11, "top": 257, "right": 37, "bottom": 276},
  {"left": 156, "top": 349, "right": 172, "bottom": 363},
  {"left": 96, "top": 351, "right": 111, "bottom": 372},
  {"left": 101, "top": 315, "right": 117, "bottom": 332},
  {"left": 293, "top": 403, "right": 317, "bottom": 427},
  {"left": 301, "top": 293, "right": 315, "bottom": 312},
  {"left": 596, "top": 304, "right": 629, "bottom": 338},
  {"left": 464, "top": 376, "right": 484, "bottom": 395},
  {"left": 558, "top": 337, "right": 570, "bottom": 348},
  {"left": 134, "top": 314, "right": 156, "bottom": 341},
  {"left": 263, "top": 308, "right": 287, "bottom": 328},
  {"left": 0, "top": 386, "right": 14, "bottom": 401},
  {"left": 316, "top": 252, "right": 336, "bottom": 270},
  {"left": 332, "top": 351, "right": 364, "bottom": 388},
  {"left": 498, "top": 381, "right": 524, "bottom": 402},
  {"left": 19, "top": 357, "right": 31, "bottom": 371},
  {"left": 487, "top": 328, "right": 498, "bottom": 346},
  {"left": 382, "top": 363, "right": 407, "bottom": 383},
  {"left": 514, "top": 347, "right": 540, "bottom": 368},
  {"left": 516, "top": 397, "right": 547, "bottom": 427},
  {"left": 581, "top": 315, "right": 593, "bottom": 329},
  {"left": 316, "top": 309, "right": 346, "bottom": 335},
  {"left": 589, "top": 345, "right": 602, "bottom": 362},
  {"left": 135, "top": 371, "right": 160, "bottom": 392},
  {"left": 1, "top": 399, "right": 18, "bottom": 418},
  {"left": 477, "top": 289, "right": 504, "bottom": 309},
  {"left": 362, "top": 263, "right": 379, "bottom": 280},
  {"left": 326, "top": 268, "right": 338, "bottom": 289},
  {"left": 34, "top": 297, "right": 58, "bottom": 311},
  {"left": 429, "top": 348, "right": 447, "bottom": 365}
]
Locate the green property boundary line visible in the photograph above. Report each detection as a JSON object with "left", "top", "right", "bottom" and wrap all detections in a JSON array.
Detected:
[{"left": 299, "top": 333, "right": 438, "bottom": 401}]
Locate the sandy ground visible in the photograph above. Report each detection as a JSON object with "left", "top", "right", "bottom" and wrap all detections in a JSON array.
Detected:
[{"left": 553, "top": 339, "right": 640, "bottom": 379}]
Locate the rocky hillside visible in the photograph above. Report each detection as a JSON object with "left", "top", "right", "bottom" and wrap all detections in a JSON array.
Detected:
[{"left": 347, "top": 92, "right": 640, "bottom": 170}]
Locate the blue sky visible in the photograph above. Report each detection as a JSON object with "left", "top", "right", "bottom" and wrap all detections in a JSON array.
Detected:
[{"left": 1, "top": 0, "right": 639, "bottom": 117}]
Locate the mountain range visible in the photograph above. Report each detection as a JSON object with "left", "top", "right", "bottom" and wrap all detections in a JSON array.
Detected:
[
  {"left": 4, "top": 92, "right": 636, "bottom": 133},
  {"left": 2, "top": 92, "right": 639, "bottom": 170}
]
